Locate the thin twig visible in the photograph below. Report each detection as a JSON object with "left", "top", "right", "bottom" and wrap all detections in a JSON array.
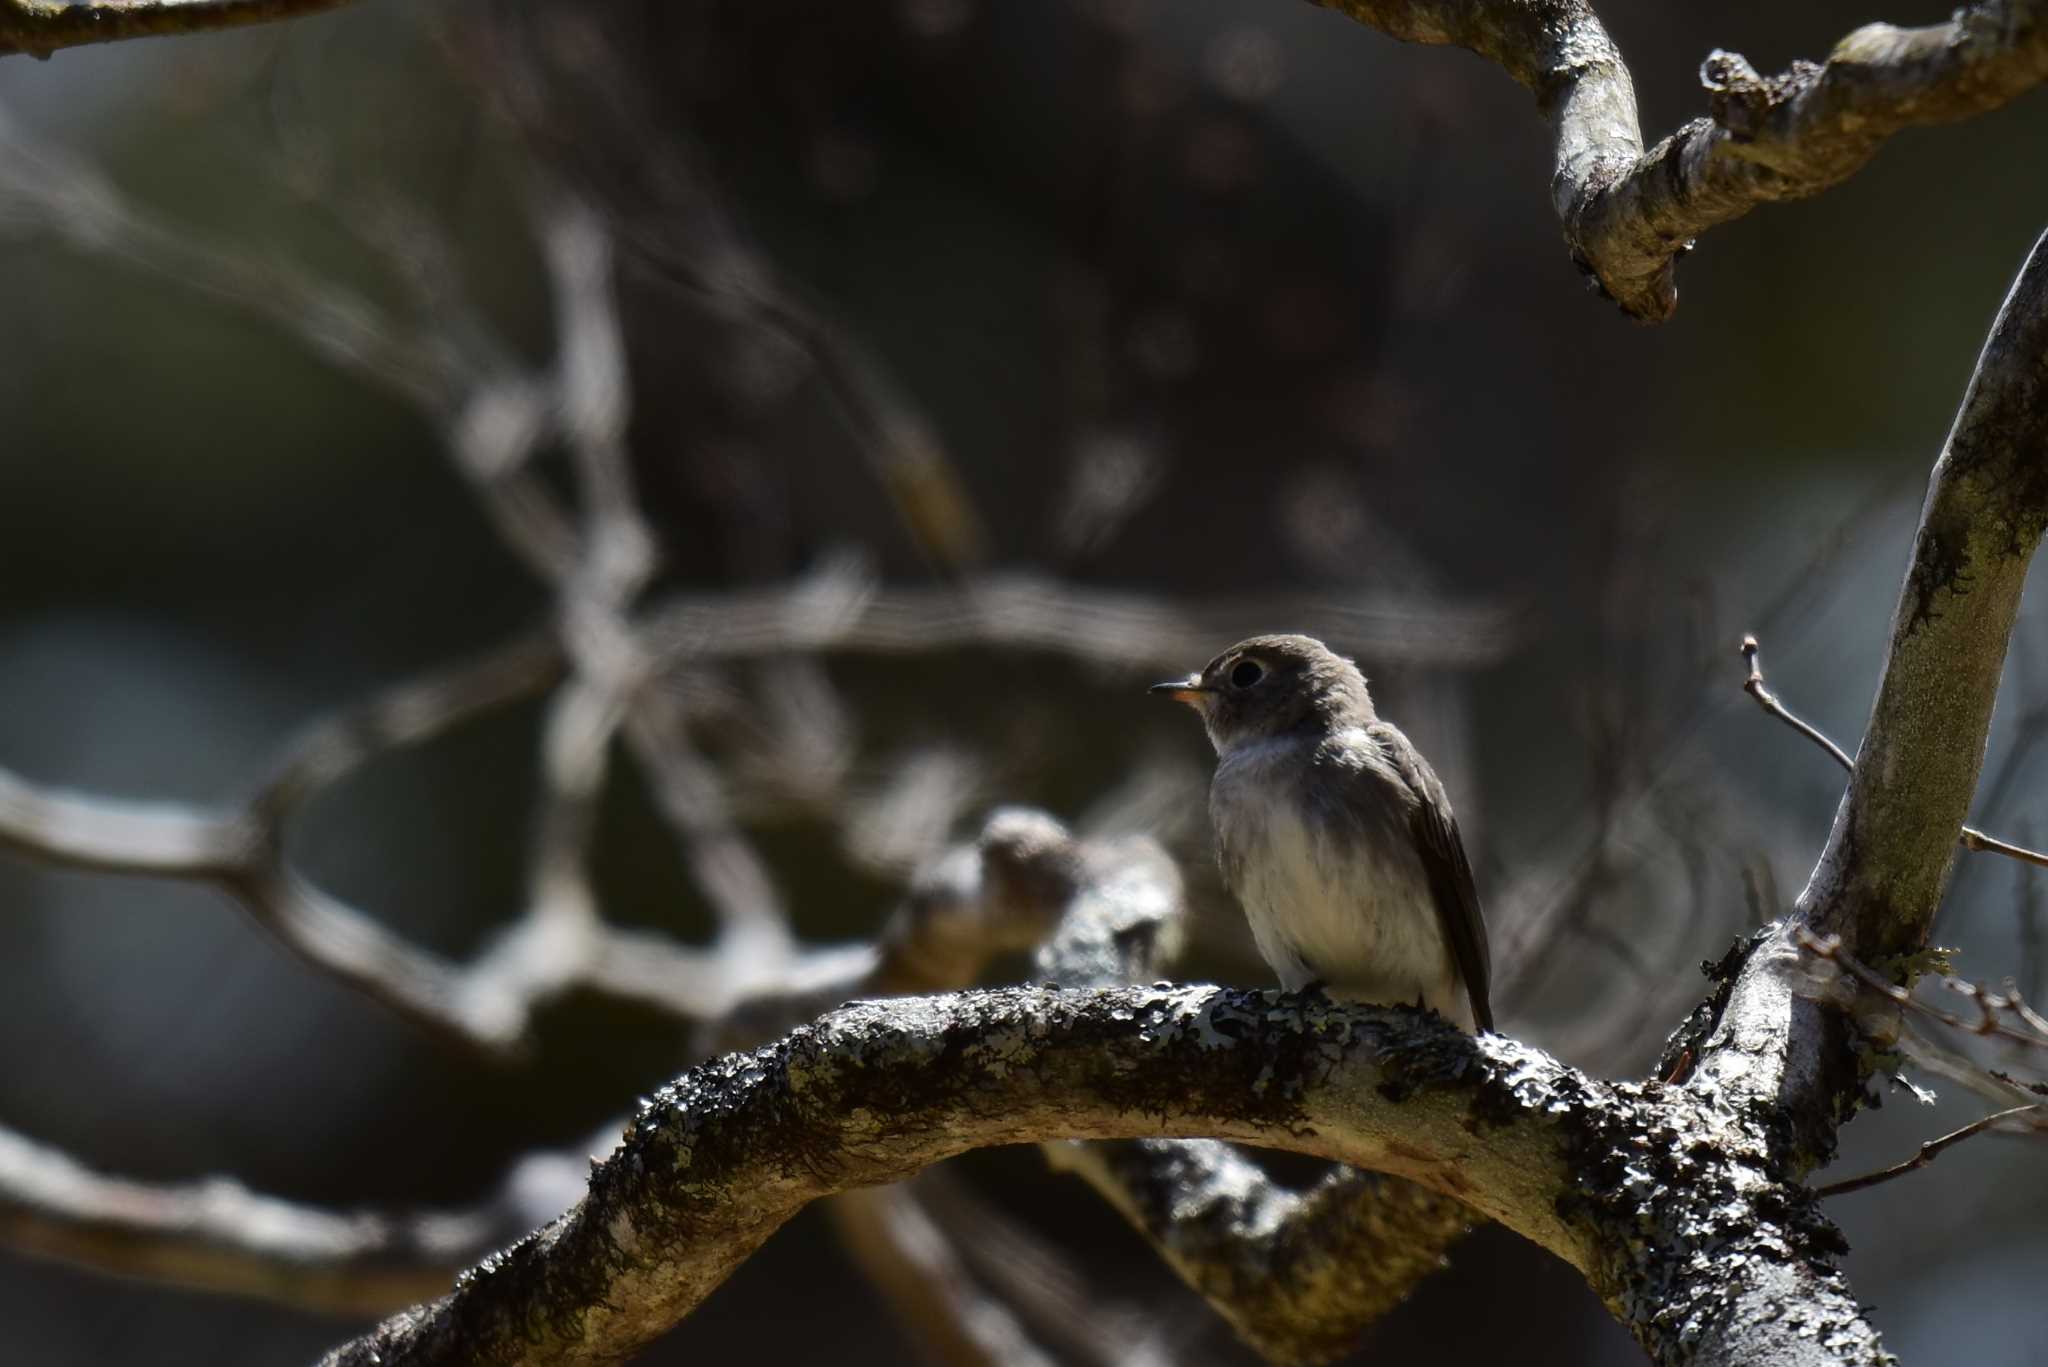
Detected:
[
  {"left": 2021, "top": 820, "right": 2045, "bottom": 1003},
  {"left": 1739, "top": 635, "right": 1853, "bottom": 771},
  {"left": 1741, "top": 635, "right": 2048, "bottom": 870},
  {"left": 1797, "top": 928, "right": 2048, "bottom": 1056},
  {"left": 1813, "top": 1103, "right": 2043, "bottom": 1198}
]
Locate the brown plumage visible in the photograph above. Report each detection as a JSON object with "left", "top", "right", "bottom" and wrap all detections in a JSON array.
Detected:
[{"left": 1153, "top": 634, "right": 1493, "bottom": 1032}]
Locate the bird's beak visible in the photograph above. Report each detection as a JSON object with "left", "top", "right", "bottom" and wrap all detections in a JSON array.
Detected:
[{"left": 1150, "top": 676, "right": 1211, "bottom": 706}]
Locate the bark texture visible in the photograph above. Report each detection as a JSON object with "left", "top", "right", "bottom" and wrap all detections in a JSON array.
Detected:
[
  {"left": 321, "top": 988, "right": 1881, "bottom": 1367},
  {"left": 1310, "top": 0, "right": 2048, "bottom": 318}
]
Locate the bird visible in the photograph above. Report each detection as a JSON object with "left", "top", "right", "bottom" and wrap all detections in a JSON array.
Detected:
[{"left": 1152, "top": 633, "right": 1493, "bottom": 1032}]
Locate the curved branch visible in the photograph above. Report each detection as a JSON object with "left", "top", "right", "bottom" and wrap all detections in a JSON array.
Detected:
[
  {"left": 1800, "top": 226, "right": 2048, "bottom": 957},
  {"left": 1029, "top": 831, "right": 1471, "bottom": 1366},
  {"left": 0, "top": 1118, "right": 598, "bottom": 1316},
  {"left": 1044, "top": 1140, "right": 1469, "bottom": 1367},
  {"left": 320, "top": 986, "right": 1881, "bottom": 1367},
  {"left": 1312, "top": 0, "right": 2048, "bottom": 319}
]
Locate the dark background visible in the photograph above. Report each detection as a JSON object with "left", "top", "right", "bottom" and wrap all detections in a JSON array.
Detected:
[{"left": 2, "top": 1, "right": 2046, "bottom": 1362}]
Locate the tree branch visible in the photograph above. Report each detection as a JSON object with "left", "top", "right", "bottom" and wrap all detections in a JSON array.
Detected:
[
  {"left": 0, "top": 1117, "right": 605, "bottom": 1316},
  {"left": 641, "top": 570, "right": 1521, "bottom": 671},
  {"left": 0, "top": 631, "right": 866, "bottom": 1057},
  {"left": 320, "top": 982, "right": 1882, "bottom": 1367},
  {"left": 0, "top": 0, "right": 355, "bottom": 57},
  {"left": 1801, "top": 227, "right": 2048, "bottom": 957},
  {"left": 1687, "top": 228, "right": 2048, "bottom": 1175},
  {"left": 1027, "top": 830, "right": 1470, "bottom": 1367},
  {"left": 1311, "top": 0, "right": 2048, "bottom": 319},
  {"left": 1813, "top": 1103, "right": 2043, "bottom": 1199},
  {"left": 1740, "top": 633, "right": 2048, "bottom": 870}
]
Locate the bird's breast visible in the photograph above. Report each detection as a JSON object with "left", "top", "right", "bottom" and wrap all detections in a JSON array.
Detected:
[{"left": 1210, "top": 735, "right": 1455, "bottom": 1010}]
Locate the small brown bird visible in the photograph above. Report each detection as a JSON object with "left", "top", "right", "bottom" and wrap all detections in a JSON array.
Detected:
[{"left": 1153, "top": 634, "right": 1493, "bottom": 1032}]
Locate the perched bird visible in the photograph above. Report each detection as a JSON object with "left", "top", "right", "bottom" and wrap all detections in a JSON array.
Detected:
[{"left": 1152, "top": 634, "right": 1493, "bottom": 1032}]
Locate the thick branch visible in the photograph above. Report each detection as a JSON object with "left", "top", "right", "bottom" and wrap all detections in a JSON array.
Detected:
[
  {"left": 1029, "top": 832, "right": 1470, "bottom": 1366},
  {"left": 0, "top": 0, "right": 354, "bottom": 56},
  {"left": 1312, "top": 0, "right": 2048, "bottom": 319},
  {"left": 1804, "top": 228, "right": 2048, "bottom": 956},
  {"left": 321, "top": 987, "right": 1882, "bottom": 1367},
  {"left": 1691, "top": 229, "right": 2048, "bottom": 1169}
]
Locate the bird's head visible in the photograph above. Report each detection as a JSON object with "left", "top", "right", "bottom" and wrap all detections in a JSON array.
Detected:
[{"left": 1150, "top": 633, "right": 1375, "bottom": 754}]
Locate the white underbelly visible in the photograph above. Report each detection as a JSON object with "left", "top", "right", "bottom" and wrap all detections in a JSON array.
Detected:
[{"left": 1214, "top": 766, "right": 1464, "bottom": 1024}]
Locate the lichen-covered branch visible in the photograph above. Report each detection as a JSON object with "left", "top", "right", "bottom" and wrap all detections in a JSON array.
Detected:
[
  {"left": 0, "top": 0, "right": 355, "bottom": 57},
  {"left": 1044, "top": 1141, "right": 1469, "bottom": 1367},
  {"left": 1310, "top": 0, "right": 2048, "bottom": 319},
  {"left": 0, "top": 630, "right": 869, "bottom": 1057},
  {"left": 1688, "top": 229, "right": 2048, "bottom": 1175},
  {"left": 321, "top": 985, "right": 1881, "bottom": 1367},
  {"left": 1030, "top": 830, "right": 1471, "bottom": 1367}
]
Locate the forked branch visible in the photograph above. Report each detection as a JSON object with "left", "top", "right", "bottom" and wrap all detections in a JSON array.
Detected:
[{"left": 1312, "top": 0, "right": 2048, "bottom": 318}]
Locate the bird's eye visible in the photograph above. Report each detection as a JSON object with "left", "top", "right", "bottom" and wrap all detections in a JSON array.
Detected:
[{"left": 1229, "top": 659, "right": 1264, "bottom": 689}]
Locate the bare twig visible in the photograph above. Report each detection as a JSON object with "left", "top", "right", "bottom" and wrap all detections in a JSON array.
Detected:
[
  {"left": 1813, "top": 1103, "right": 2044, "bottom": 1199},
  {"left": 1739, "top": 635, "right": 1854, "bottom": 772},
  {"left": 1798, "top": 928, "right": 2048, "bottom": 1057},
  {"left": 1740, "top": 634, "right": 2048, "bottom": 872},
  {"left": 0, "top": 629, "right": 867, "bottom": 1056}
]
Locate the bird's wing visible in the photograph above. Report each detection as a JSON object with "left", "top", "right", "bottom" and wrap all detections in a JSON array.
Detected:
[{"left": 1367, "top": 722, "right": 1494, "bottom": 1032}]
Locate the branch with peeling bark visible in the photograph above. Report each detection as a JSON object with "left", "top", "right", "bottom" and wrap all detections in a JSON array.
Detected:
[
  {"left": 1027, "top": 832, "right": 1472, "bottom": 1367},
  {"left": 8, "top": 2, "right": 2046, "bottom": 321}
]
